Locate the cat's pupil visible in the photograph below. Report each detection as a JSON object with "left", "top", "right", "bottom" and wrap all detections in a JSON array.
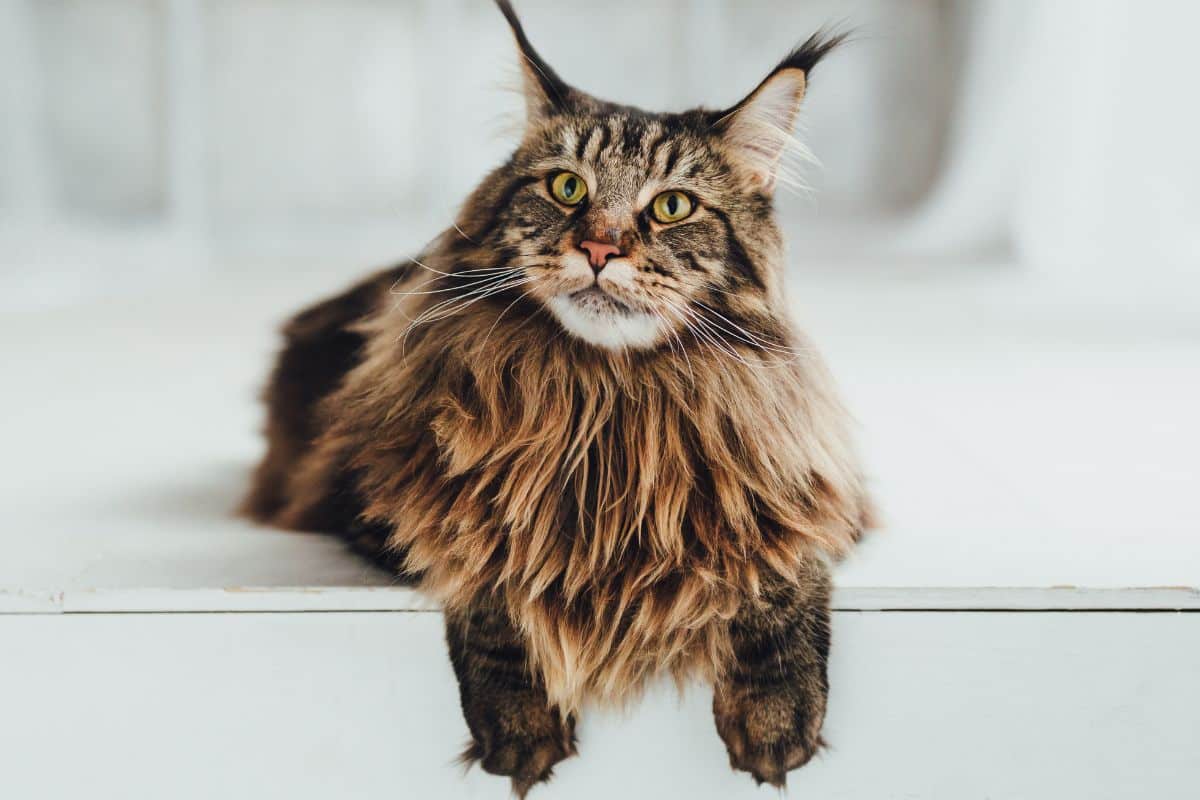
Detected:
[
  {"left": 666, "top": 195, "right": 678, "bottom": 214},
  {"left": 564, "top": 177, "right": 577, "bottom": 196}
]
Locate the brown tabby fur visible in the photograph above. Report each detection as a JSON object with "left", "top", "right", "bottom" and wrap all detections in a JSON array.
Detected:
[{"left": 244, "top": 1, "right": 869, "bottom": 793}]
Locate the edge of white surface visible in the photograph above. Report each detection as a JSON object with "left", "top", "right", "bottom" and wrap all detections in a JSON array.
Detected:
[{"left": 2, "top": 585, "right": 1197, "bottom": 614}]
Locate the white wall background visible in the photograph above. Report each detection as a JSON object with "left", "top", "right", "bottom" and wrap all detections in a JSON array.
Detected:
[
  {"left": 2, "top": 0, "right": 1198, "bottom": 311},
  {"left": 0, "top": 0, "right": 956, "bottom": 309}
]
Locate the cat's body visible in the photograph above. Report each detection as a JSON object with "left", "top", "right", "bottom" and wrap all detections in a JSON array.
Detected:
[{"left": 245, "top": 2, "right": 870, "bottom": 794}]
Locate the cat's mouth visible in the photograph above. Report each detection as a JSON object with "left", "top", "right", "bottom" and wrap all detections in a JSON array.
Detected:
[
  {"left": 545, "top": 282, "right": 662, "bottom": 350},
  {"left": 568, "top": 285, "right": 635, "bottom": 316}
]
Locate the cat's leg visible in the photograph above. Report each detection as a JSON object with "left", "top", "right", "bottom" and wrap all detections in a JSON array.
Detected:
[
  {"left": 713, "top": 559, "right": 832, "bottom": 787},
  {"left": 445, "top": 596, "right": 577, "bottom": 797}
]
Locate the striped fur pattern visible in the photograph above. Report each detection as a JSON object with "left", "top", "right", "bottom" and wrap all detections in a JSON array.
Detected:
[{"left": 244, "top": 1, "right": 868, "bottom": 793}]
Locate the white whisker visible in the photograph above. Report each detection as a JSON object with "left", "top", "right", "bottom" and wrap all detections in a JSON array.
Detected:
[
  {"left": 692, "top": 300, "right": 807, "bottom": 360},
  {"left": 399, "top": 275, "right": 537, "bottom": 351},
  {"left": 452, "top": 222, "right": 478, "bottom": 244},
  {"left": 481, "top": 287, "right": 537, "bottom": 351},
  {"left": 391, "top": 268, "right": 524, "bottom": 297}
]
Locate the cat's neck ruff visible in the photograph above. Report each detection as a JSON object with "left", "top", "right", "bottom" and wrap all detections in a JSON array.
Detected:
[{"left": 301, "top": 297, "right": 867, "bottom": 710}]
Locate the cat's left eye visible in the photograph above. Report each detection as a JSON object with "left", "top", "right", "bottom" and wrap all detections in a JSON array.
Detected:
[
  {"left": 550, "top": 171, "right": 588, "bottom": 206},
  {"left": 651, "top": 191, "right": 694, "bottom": 224}
]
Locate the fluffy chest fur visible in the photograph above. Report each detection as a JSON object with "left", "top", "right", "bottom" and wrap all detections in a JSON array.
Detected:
[
  {"left": 245, "top": 6, "right": 868, "bottom": 789},
  {"left": 290, "top": 292, "right": 865, "bottom": 711}
]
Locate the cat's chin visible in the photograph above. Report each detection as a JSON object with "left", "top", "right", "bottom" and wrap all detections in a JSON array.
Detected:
[{"left": 546, "top": 290, "right": 662, "bottom": 351}]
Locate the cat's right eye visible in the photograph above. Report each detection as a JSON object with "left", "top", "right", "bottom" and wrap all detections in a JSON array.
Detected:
[{"left": 549, "top": 171, "right": 588, "bottom": 206}]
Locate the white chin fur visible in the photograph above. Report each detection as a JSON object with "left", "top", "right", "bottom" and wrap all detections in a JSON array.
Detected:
[{"left": 546, "top": 294, "right": 662, "bottom": 351}]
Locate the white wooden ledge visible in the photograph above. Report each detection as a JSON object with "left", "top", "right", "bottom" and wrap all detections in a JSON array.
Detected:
[
  {"left": 4, "top": 270, "right": 1198, "bottom": 611},
  {"left": 2, "top": 269, "right": 1198, "bottom": 798},
  {"left": 3, "top": 584, "right": 1198, "bottom": 615}
]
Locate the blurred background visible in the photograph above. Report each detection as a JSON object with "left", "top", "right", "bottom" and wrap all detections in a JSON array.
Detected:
[
  {"left": 3, "top": 7, "right": 1198, "bottom": 795},
  {"left": 0, "top": 1, "right": 1197, "bottom": 558},
  {"left": 3, "top": 0, "right": 1197, "bottom": 312}
]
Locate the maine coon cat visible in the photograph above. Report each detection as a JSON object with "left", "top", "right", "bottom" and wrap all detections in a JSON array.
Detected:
[{"left": 244, "top": 1, "right": 870, "bottom": 794}]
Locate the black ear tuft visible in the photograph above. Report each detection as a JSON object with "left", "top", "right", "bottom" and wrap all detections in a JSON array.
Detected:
[
  {"left": 771, "top": 28, "right": 852, "bottom": 81},
  {"left": 711, "top": 27, "right": 851, "bottom": 194},
  {"left": 495, "top": 0, "right": 574, "bottom": 119}
]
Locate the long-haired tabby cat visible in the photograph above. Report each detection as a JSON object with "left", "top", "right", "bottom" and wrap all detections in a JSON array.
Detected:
[{"left": 244, "top": 1, "right": 870, "bottom": 794}]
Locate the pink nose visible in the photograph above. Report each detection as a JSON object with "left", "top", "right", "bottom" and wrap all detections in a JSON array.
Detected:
[{"left": 579, "top": 240, "right": 622, "bottom": 271}]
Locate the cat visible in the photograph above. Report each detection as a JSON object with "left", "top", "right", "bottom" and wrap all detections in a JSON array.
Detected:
[{"left": 243, "top": 1, "right": 870, "bottom": 795}]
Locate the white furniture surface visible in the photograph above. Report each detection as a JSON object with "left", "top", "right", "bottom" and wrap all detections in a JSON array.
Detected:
[
  {"left": 4, "top": 612, "right": 1196, "bottom": 800},
  {"left": 2, "top": 267, "right": 1197, "bottom": 798}
]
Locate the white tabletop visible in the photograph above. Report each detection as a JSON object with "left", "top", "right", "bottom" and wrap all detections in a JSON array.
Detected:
[{"left": 3, "top": 266, "right": 1198, "bottom": 612}]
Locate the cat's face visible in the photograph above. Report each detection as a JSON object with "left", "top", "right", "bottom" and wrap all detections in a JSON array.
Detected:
[
  {"left": 495, "top": 111, "right": 774, "bottom": 350},
  {"left": 450, "top": 3, "right": 843, "bottom": 352}
]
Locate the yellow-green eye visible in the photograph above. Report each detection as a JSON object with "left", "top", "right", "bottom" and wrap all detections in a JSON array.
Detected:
[
  {"left": 550, "top": 171, "right": 588, "bottom": 205},
  {"left": 651, "top": 191, "right": 694, "bottom": 223}
]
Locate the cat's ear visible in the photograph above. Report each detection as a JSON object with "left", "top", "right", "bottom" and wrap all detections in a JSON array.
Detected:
[
  {"left": 495, "top": 0, "right": 578, "bottom": 127},
  {"left": 713, "top": 30, "right": 848, "bottom": 194}
]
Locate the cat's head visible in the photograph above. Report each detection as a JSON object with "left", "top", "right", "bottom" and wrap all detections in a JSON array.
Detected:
[{"left": 448, "top": 1, "right": 844, "bottom": 352}]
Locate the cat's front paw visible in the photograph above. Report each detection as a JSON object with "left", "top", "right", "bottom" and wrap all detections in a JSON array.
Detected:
[
  {"left": 713, "top": 683, "right": 826, "bottom": 787},
  {"left": 460, "top": 701, "right": 577, "bottom": 798}
]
